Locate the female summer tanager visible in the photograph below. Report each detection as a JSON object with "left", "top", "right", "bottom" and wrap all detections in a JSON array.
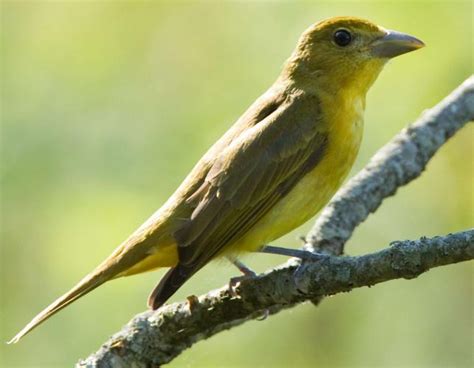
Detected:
[{"left": 9, "top": 16, "right": 424, "bottom": 343}]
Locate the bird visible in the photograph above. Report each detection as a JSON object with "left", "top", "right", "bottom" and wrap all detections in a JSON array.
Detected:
[{"left": 8, "top": 16, "right": 424, "bottom": 343}]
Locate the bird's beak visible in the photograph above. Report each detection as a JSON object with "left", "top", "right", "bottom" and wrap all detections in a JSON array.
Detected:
[{"left": 371, "top": 30, "right": 425, "bottom": 58}]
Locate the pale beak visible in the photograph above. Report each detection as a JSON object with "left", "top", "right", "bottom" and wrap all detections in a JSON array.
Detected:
[{"left": 371, "top": 30, "right": 425, "bottom": 58}]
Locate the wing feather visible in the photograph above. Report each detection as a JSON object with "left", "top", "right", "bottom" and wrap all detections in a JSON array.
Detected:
[
  {"left": 177, "top": 91, "right": 327, "bottom": 266},
  {"left": 148, "top": 89, "right": 328, "bottom": 309}
]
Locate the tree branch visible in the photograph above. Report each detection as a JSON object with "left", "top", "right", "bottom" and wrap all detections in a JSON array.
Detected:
[
  {"left": 78, "top": 231, "right": 473, "bottom": 367},
  {"left": 77, "top": 76, "right": 474, "bottom": 367}
]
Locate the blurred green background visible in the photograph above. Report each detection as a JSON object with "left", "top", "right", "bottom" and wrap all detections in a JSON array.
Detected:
[{"left": 1, "top": 1, "right": 472, "bottom": 367}]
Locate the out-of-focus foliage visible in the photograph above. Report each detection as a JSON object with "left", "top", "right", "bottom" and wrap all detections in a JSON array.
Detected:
[{"left": 1, "top": 1, "right": 472, "bottom": 367}]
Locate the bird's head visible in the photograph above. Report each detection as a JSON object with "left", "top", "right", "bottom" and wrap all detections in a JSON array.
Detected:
[{"left": 284, "top": 16, "right": 424, "bottom": 94}]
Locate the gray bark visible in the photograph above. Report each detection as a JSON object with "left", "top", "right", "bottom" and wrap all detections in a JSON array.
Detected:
[{"left": 77, "top": 75, "right": 474, "bottom": 368}]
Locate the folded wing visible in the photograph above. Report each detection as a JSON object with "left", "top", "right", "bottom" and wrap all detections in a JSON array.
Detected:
[{"left": 148, "top": 90, "right": 327, "bottom": 309}]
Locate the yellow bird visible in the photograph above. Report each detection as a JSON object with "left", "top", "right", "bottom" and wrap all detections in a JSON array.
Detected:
[{"left": 9, "top": 16, "right": 424, "bottom": 343}]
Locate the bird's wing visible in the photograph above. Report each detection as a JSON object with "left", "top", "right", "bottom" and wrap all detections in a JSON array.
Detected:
[{"left": 148, "top": 90, "right": 327, "bottom": 308}]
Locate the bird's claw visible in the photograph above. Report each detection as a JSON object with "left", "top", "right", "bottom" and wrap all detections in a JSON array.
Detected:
[
  {"left": 256, "top": 308, "right": 270, "bottom": 321},
  {"left": 228, "top": 273, "right": 270, "bottom": 321},
  {"left": 228, "top": 274, "right": 256, "bottom": 298}
]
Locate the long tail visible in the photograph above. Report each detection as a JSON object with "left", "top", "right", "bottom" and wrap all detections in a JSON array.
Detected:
[
  {"left": 7, "top": 262, "right": 116, "bottom": 344},
  {"left": 7, "top": 236, "right": 152, "bottom": 344},
  {"left": 6, "top": 205, "right": 177, "bottom": 344}
]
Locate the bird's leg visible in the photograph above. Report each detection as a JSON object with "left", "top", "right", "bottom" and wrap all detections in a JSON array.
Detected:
[
  {"left": 231, "top": 258, "right": 257, "bottom": 277},
  {"left": 228, "top": 258, "right": 258, "bottom": 292},
  {"left": 258, "top": 245, "right": 328, "bottom": 261},
  {"left": 227, "top": 257, "right": 268, "bottom": 320}
]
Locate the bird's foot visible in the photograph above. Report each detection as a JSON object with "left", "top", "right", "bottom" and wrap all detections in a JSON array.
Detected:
[
  {"left": 228, "top": 259, "right": 258, "bottom": 298},
  {"left": 228, "top": 274, "right": 254, "bottom": 297},
  {"left": 227, "top": 258, "right": 269, "bottom": 320}
]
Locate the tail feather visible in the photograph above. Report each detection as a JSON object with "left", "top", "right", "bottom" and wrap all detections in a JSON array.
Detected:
[
  {"left": 147, "top": 264, "right": 196, "bottom": 310},
  {"left": 8, "top": 220, "right": 169, "bottom": 343},
  {"left": 8, "top": 264, "right": 115, "bottom": 344}
]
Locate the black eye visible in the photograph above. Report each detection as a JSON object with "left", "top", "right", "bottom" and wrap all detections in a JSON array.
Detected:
[{"left": 333, "top": 29, "right": 352, "bottom": 47}]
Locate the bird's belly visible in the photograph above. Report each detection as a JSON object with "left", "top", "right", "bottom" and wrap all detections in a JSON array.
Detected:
[{"left": 230, "top": 119, "right": 362, "bottom": 253}]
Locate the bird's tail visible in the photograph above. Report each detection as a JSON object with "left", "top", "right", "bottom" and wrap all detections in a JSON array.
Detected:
[
  {"left": 147, "top": 263, "right": 197, "bottom": 310},
  {"left": 7, "top": 262, "right": 116, "bottom": 344}
]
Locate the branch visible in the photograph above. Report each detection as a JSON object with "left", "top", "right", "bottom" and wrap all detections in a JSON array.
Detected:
[
  {"left": 78, "top": 231, "right": 473, "bottom": 367},
  {"left": 77, "top": 75, "right": 474, "bottom": 367}
]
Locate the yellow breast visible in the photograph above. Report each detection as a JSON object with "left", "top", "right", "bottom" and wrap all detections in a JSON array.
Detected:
[{"left": 231, "top": 92, "right": 365, "bottom": 253}]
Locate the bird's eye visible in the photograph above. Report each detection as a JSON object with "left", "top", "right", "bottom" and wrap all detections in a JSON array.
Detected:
[{"left": 333, "top": 29, "right": 352, "bottom": 47}]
